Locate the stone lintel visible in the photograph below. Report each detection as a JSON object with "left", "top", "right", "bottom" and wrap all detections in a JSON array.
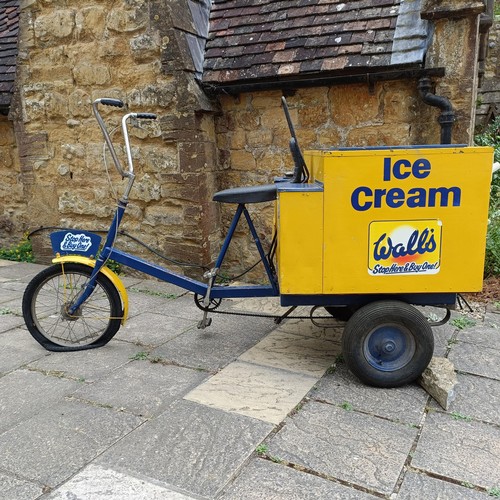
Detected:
[{"left": 421, "top": 0, "right": 485, "bottom": 20}]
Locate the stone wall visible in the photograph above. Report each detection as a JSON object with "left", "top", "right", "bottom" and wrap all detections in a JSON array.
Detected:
[
  {"left": 3, "top": 0, "right": 219, "bottom": 276},
  {"left": 213, "top": 2, "right": 484, "bottom": 278},
  {"left": 0, "top": 115, "right": 23, "bottom": 244},
  {"left": 0, "top": 0, "right": 485, "bottom": 283},
  {"left": 477, "top": 14, "right": 500, "bottom": 128},
  {"left": 213, "top": 81, "right": 444, "bottom": 277}
]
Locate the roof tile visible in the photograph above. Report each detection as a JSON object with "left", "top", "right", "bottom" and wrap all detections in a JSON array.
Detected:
[
  {"left": 203, "top": 0, "right": 429, "bottom": 86},
  {"left": 0, "top": 0, "right": 19, "bottom": 109}
]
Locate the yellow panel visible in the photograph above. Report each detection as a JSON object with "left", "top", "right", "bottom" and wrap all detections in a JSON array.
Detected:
[
  {"left": 277, "top": 190, "right": 323, "bottom": 294},
  {"left": 311, "top": 146, "right": 494, "bottom": 294}
]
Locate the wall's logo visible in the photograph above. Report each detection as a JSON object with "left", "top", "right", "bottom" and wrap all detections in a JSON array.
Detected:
[
  {"left": 368, "top": 220, "right": 442, "bottom": 276},
  {"left": 60, "top": 233, "right": 93, "bottom": 253}
]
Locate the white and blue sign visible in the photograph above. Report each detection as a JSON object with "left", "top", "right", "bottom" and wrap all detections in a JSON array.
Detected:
[{"left": 50, "top": 230, "right": 102, "bottom": 257}]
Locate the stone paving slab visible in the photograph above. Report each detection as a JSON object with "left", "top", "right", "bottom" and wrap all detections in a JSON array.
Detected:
[
  {"left": 218, "top": 458, "right": 380, "bottom": 499},
  {"left": 27, "top": 341, "right": 141, "bottom": 382},
  {"left": 0, "top": 399, "right": 144, "bottom": 488},
  {"left": 126, "top": 278, "right": 189, "bottom": 299},
  {"left": 97, "top": 399, "right": 273, "bottom": 498},
  {"left": 268, "top": 400, "right": 418, "bottom": 496},
  {"left": 1, "top": 261, "right": 500, "bottom": 500},
  {"left": 185, "top": 360, "right": 318, "bottom": 424},
  {"left": 0, "top": 259, "right": 17, "bottom": 266},
  {"left": 0, "top": 471, "right": 44, "bottom": 500},
  {"left": 0, "top": 286, "right": 23, "bottom": 303},
  {"left": 431, "top": 321, "right": 457, "bottom": 357},
  {"left": 0, "top": 330, "right": 47, "bottom": 374},
  {"left": 45, "top": 464, "right": 200, "bottom": 500},
  {"left": 238, "top": 328, "right": 340, "bottom": 377},
  {"left": 411, "top": 411, "right": 500, "bottom": 489},
  {"left": 0, "top": 369, "right": 79, "bottom": 434},
  {"left": 397, "top": 471, "right": 490, "bottom": 499},
  {"left": 455, "top": 325, "right": 500, "bottom": 350},
  {"left": 484, "top": 312, "right": 500, "bottom": 329},
  {"left": 0, "top": 262, "right": 47, "bottom": 281},
  {"left": 151, "top": 316, "right": 274, "bottom": 372},
  {"left": 72, "top": 360, "right": 207, "bottom": 418},
  {"left": 313, "top": 363, "right": 428, "bottom": 425},
  {"left": 274, "top": 316, "right": 344, "bottom": 342},
  {"left": 0, "top": 298, "right": 23, "bottom": 317},
  {"left": 448, "top": 341, "right": 500, "bottom": 380},
  {"left": 0, "top": 280, "right": 27, "bottom": 293},
  {"left": 126, "top": 292, "right": 199, "bottom": 320},
  {"left": 428, "top": 372, "right": 500, "bottom": 426},
  {"left": 0, "top": 311, "right": 25, "bottom": 334},
  {"left": 115, "top": 311, "right": 197, "bottom": 347}
]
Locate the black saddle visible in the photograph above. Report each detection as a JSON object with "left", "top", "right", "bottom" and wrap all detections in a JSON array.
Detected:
[{"left": 212, "top": 184, "right": 277, "bottom": 204}]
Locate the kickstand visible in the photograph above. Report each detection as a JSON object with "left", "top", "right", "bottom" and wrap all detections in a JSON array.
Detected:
[
  {"left": 197, "top": 267, "right": 218, "bottom": 329},
  {"left": 274, "top": 306, "right": 297, "bottom": 325}
]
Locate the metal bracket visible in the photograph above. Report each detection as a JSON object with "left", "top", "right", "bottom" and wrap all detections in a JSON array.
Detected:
[{"left": 197, "top": 267, "right": 218, "bottom": 329}]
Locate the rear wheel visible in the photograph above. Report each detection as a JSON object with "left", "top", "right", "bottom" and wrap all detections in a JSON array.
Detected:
[
  {"left": 342, "top": 300, "right": 433, "bottom": 387},
  {"left": 22, "top": 263, "right": 123, "bottom": 351}
]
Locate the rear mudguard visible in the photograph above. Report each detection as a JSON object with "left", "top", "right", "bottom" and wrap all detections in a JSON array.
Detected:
[{"left": 52, "top": 255, "right": 129, "bottom": 325}]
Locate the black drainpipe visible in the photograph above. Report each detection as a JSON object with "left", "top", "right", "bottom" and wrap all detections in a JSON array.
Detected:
[{"left": 418, "top": 77, "right": 456, "bottom": 144}]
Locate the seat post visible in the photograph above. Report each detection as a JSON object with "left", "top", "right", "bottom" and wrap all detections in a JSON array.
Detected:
[
  {"left": 242, "top": 207, "right": 279, "bottom": 295},
  {"left": 214, "top": 204, "right": 245, "bottom": 269}
]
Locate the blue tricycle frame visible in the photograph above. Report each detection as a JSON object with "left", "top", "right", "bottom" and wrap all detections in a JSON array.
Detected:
[{"left": 22, "top": 97, "right": 474, "bottom": 388}]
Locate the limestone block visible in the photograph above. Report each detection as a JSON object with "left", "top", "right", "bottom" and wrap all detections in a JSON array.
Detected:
[
  {"left": 421, "top": 0, "right": 484, "bottom": 19},
  {"left": 144, "top": 205, "right": 184, "bottom": 227},
  {"left": 58, "top": 190, "right": 115, "bottom": 217},
  {"left": 106, "top": 9, "right": 148, "bottom": 33},
  {"left": 75, "top": 6, "right": 106, "bottom": 40},
  {"left": 45, "top": 92, "right": 68, "bottom": 119},
  {"left": 73, "top": 64, "right": 111, "bottom": 86},
  {"left": 127, "top": 83, "right": 175, "bottom": 108},
  {"left": 68, "top": 90, "right": 91, "bottom": 117},
  {"left": 346, "top": 123, "right": 411, "bottom": 147},
  {"left": 130, "top": 32, "right": 161, "bottom": 61},
  {"left": 132, "top": 173, "right": 161, "bottom": 202},
  {"left": 34, "top": 10, "right": 75, "bottom": 42},
  {"left": 418, "top": 357, "right": 458, "bottom": 410},
  {"left": 330, "top": 83, "right": 382, "bottom": 127}
]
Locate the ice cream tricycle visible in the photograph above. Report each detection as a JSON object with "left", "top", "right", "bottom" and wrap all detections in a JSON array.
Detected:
[{"left": 22, "top": 97, "right": 495, "bottom": 388}]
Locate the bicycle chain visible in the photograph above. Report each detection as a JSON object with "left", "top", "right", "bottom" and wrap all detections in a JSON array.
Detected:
[{"left": 193, "top": 298, "right": 340, "bottom": 326}]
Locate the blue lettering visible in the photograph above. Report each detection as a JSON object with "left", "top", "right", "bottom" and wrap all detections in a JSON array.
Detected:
[
  {"left": 351, "top": 186, "right": 372, "bottom": 211},
  {"left": 393, "top": 159, "right": 412, "bottom": 180},
  {"left": 373, "top": 228, "right": 436, "bottom": 261},
  {"left": 413, "top": 158, "right": 431, "bottom": 179},
  {"left": 428, "top": 187, "right": 461, "bottom": 207},
  {"left": 351, "top": 185, "right": 462, "bottom": 211}
]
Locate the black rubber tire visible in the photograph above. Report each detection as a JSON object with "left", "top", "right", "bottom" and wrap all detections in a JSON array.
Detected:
[
  {"left": 342, "top": 300, "right": 434, "bottom": 388},
  {"left": 22, "top": 263, "right": 123, "bottom": 352}
]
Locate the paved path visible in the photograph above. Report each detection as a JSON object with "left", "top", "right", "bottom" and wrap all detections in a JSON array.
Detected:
[{"left": 1, "top": 260, "right": 499, "bottom": 499}]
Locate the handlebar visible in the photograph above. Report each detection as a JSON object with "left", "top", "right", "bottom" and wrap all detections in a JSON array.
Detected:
[
  {"left": 92, "top": 98, "right": 157, "bottom": 202},
  {"left": 100, "top": 98, "right": 124, "bottom": 108}
]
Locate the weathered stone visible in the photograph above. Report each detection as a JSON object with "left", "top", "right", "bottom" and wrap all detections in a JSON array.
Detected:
[
  {"left": 418, "top": 357, "right": 458, "bottom": 410},
  {"left": 34, "top": 10, "right": 75, "bottom": 42},
  {"left": 73, "top": 63, "right": 112, "bottom": 86},
  {"left": 107, "top": 9, "right": 148, "bottom": 33}
]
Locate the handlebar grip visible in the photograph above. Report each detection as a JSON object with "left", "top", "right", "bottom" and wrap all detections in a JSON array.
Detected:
[
  {"left": 135, "top": 113, "right": 157, "bottom": 120},
  {"left": 100, "top": 98, "right": 124, "bottom": 108}
]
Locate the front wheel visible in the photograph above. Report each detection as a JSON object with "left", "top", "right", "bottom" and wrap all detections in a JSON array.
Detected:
[
  {"left": 22, "top": 263, "right": 123, "bottom": 352},
  {"left": 342, "top": 300, "right": 434, "bottom": 388}
]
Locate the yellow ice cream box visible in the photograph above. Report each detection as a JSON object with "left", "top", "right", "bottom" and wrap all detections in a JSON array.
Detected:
[{"left": 277, "top": 146, "right": 494, "bottom": 296}]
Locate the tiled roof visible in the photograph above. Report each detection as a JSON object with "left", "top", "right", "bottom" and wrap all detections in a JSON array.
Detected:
[
  {"left": 0, "top": 0, "right": 19, "bottom": 110},
  {"left": 203, "top": 0, "right": 431, "bottom": 87}
]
